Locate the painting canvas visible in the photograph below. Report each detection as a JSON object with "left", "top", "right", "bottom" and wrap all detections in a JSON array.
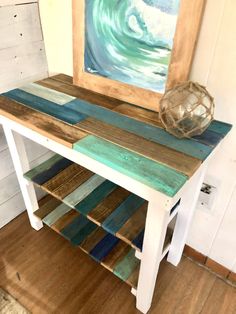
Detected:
[
  {"left": 73, "top": 0, "right": 206, "bottom": 111},
  {"left": 85, "top": 0, "right": 180, "bottom": 93}
]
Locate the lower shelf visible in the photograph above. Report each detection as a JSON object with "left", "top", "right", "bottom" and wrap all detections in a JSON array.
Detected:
[{"left": 35, "top": 195, "right": 140, "bottom": 288}]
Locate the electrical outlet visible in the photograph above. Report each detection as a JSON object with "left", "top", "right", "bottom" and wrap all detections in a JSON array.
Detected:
[{"left": 198, "top": 182, "right": 217, "bottom": 210}]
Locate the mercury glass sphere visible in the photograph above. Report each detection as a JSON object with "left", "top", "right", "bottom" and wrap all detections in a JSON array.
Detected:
[{"left": 159, "top": 81, "right": 214, "bottom": 138}]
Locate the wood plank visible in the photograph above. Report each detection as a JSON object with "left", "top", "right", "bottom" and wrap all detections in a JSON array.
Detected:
[
  {"left": 4, "top": 89, "right": 87, "bottom": 125},
  {"left": 0, "top": 96, "right": 87, "bottom": 148},
  {"left": 43, "top": 203, "right": 71, "bottom": 227},
  {"left": 132, "top": 230, "right": 145, "bottom": 251},
  {"left": 34, "top": 195, "right": 61, "bottom": 219},
  {"left": 24, "top": 154, "right": 62, "bottom": 180},
  {"left": 113, "top": 249, "right": 140, "bottom": 282},
  {"left": 71, "top": 221, "right": 97, "bottom": 246},
  {"left": 126, "top": 265, "right": 140, "bottom": 288},
  {"left": 87, "top": 186, "right": 131, "bottom": 225},
  {"left": 51, "top": 210, "right": 80, "bottom": 233},
  {"left": 193, "top": 129, "right": 223, "bottom": 147},
  {"left": 117, "top": 202, "right": 147, "bottom": 246},
  {"left": 20, "top": 83, "right": 76, "bottom": 105},
  {"left": 208, "top": 120, "right": 233, "bottom": 137},
  {"left": 62, "top": 174, "right": 106, "bottom": 208},
  {"left": 80, "top": 227, "right": 107, "bottom": 253},
  {"left": 74, "top": 180, "right": 117, "bottom": 216},
  {"left": 74, "top": 136, "right": 188, "bottom": 197},
  {"left": 89, "top": 233, "right": 120, "bottom": 262},
  {"left": 101, "top": 241, "right": 131, "bottom": 272},
  {"left": 77, "top": 117, "right": 201, "bottom": 177},
  {"left": 60, "top": 214, "right": 88, "bottom": 241},
  {"left": 37, "top": 77, "right": 122, "bottom": 109},
  {"left": 102, "top": 194, "right": 145, "bottom": 235}
]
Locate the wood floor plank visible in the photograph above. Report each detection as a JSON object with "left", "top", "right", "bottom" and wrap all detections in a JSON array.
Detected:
[
  {"left": 3, "top": 89, "right": 87, "bottom": 125},
  {"left": 77, "top": 117, "right": 201, "bottom": 177},
  {"left": 102, "top": 194, "right": 145, "bottom": 235},
  {"left": 117, "top": 202, "right": 147, "bottom": 246},
  {"left": 74, "top": 136, "right": 188, "bottom": 197},
  {"left": 0, "top": 96, "right": 87, "bottom": 147},
  {"left": 87, "top": 186, "right": 131, "bottom": 225}
]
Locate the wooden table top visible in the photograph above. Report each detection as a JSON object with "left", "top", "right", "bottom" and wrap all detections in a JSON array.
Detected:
[{"left": 0, "top": 74, "right": 232, "bottom": 197}]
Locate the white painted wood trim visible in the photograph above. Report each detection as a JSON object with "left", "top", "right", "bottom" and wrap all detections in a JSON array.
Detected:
[{"left": 2, "top": 126, "right": 43, "bottom": 230}]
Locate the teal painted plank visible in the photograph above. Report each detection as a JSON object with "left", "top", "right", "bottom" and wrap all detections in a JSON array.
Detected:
[
  {"left": 208, "top": 120, "right": 233, "bottom": 137},
  {"left": 63, "top": 174, "right": 106, "bottom": 207},
  {"left": 65, "top": 99, "right": 212, "bottom": 160},
  {"left": 75, "top": 180, "right": 117, "bottom": 215},
  {"left": 113, "top": 249, "right": 139, "bottom": 281},
  {"left": 3, "top": 89, "right": 87, "bottom": 125},
  {"left": 24, "top": 154, "right": 62, "bottom": 180},
  {"left": 61, "top": 214, "right": 88, "bottom": 240},
  {"left": 102, "top": 194, "right": 145, "bottom": 234},
  {"left": 71, "top": 221, "right": 97, "bottom": 246},
  {"left": 193, "top": 129, "right": 222, "bottom": 147},
  {"left": 20, "top": 83, "right": 76, "bottom": 105},
  {"left": 74, "top": 136, "right": 188, "bottom": 197},
  {"left": 43, "top": 203, "right": 71, "bottom": 226}
]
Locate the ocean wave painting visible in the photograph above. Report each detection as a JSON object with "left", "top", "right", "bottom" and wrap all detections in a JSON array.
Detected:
[{"left": 85, "top": 0, "right": 180, "bottom": 93}]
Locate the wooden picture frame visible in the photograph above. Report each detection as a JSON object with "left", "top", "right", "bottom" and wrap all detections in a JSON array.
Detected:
[{"left": 73, "top": 0, "right": 206, "bottom": 112}]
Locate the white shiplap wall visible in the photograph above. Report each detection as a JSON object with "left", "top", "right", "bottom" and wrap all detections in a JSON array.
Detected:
[
  {"left": 39, "top": 0, "right": 236, "bottom": 270},
  {"left": 0, "top": 0, "right": 50, "bottom": 228}
]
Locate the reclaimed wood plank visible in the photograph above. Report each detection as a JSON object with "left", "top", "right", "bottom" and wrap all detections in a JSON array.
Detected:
[
  {"left": 24, "top": 154, "right": 62, "bottom": 180},
  {"left": 113, "top": 249, "right": 140, "bottom": 281},
  {"left": 31, "top": 158, "right": 73, "bottom": 185},
  {"left": 132, "top": 230, "right": 145, "bottom": 251},
  {"left": 51, "top": 210, "right": 80, "bottom": 232},
  {"left": 37, "top": 77, "right": 122, "bottom": 109},
  {"left": 74, "top": 136, "right": 188, "bottom": 197},
  {"left": 63, "top": 174, "right": 106, "bottom": 208},
  {"left": 117, "top": 203, "right": 147, "bottom": 247},
  {"left": 193, "top": 129, "right": 223, "bottom": 147},
  {"left": 60, "top": 214, "right": 88, "bottom": 241},
  {"left": 71, "top": 221, "right": 97, "bottom": 246},
  {"left": 77, "top": 118, "right": 200, "bottom": 177},
  {"left": 87, "top": 187, "right": 131, "bottom": 225},
  {"left": 43, "top": 203, "right": 71, "bottom": 227},
  {"left": 102, "top": 194, "right": 145, "bottom": 235},
  {"left": 89, "top": 233, "right": 120, "bottom": 262},
  {"left": 74, "top": 180, "right": 117, "bottom": 216},
  {"left": 0, "top": 96, "right": 87, "bottom": 147},
  {"left": 34, "top": 195, "right": 61, "bottom": 219},
  {"left": 3, "top": 89, "right": 87, "bottom": 125},
  {"left": 126, "top": 265, "right": 140, "bottom": 288},
  {"left": 80, "top": 227, "right": 107, "bottom": 253},
  {"left": 101, "top": 241, "right": 131, "bottom": 272},
  {"left": 208, "top": 120, "right": 233, "bottom": 137},
  {"left": 20, "top": 83, "right": 76, "bottom": 105}
]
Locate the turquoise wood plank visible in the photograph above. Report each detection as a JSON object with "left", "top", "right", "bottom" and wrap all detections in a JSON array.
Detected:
[
  {"left": 63, "top": 174, "right": 106, "bottom": 207},
  {"left": 74, "top": 136, "right": 188, "bottom": 197},
  {"left": 208, "top": 120, "right": 233, "bottom": 137},
  {"left": 24, "top": 154, "right": 62, "bottom": 180},
  {"left": 43, "top": 203, "right": 71, "bottom": 227},
  {"left": 102, "top": 194, "right": 145, "bottom": 234},
  {"left": 61, "top": 214, "right": 88, "bottom": 241},
  {"left": 75, "top": 180, "right": 117, "bottom": 215},
  {"left": 71, "top": 222, "right": 97, "bottom": 246},
  {"left": 65, "top": 99, "right": 212, "bottom": 160},
  {"left": 20, "top": 83, "right": 76, "bottom": 105},
  {"left": 32, "top": 158, "right": 73, "bottom": 185},
  {"left": 3, "top": 89, "right": 87, "bottom": 125},
  {"left": 113, "top": 249, "right": 139, "bottom": 281},
  {"left": 193, "top": 129, "right": 222, "bottom": 147},
  {"left": 89, "top": 233, "right": 120, "bottom": 262}
]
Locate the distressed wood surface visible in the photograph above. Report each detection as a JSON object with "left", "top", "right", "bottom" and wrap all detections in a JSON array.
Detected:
[
  {"left": 33, "top": 196, "right": 140, "bottom": 288},
  {"left": 77, "top": 117, "right": 201, "bottom": 177},
  {"left": 0, "top": 96, "right": 87, "bottom": 147},
  {"left": 74, "top": 136, "right": 188, "bottom": 197}
]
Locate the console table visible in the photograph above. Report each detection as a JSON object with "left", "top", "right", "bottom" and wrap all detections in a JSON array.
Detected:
[{"left": 0, "top": 74, "right": 232, "bottom": 313}]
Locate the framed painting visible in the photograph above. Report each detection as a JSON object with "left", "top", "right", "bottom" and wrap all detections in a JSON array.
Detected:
[{"left": 73, "top": 0, "right": 206, "bottom": 111}]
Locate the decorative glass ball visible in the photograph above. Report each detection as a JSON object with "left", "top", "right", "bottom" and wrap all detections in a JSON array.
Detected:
[{"left": 160, "top": 81, "right": 214, "bottom": 138}]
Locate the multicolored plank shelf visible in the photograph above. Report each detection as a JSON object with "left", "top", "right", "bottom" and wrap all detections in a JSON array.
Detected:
[{"left": 0, "top": 74, "right": 232, "bottom": 313}]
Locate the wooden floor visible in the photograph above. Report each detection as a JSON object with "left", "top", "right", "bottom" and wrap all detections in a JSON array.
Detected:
[{"left": 0, "top": 213, "right": 235, "bottom": 314}]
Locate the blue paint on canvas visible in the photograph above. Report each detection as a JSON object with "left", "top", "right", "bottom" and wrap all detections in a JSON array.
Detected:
[{"left": 85, "top": 0, "right": 180, "bottom": 93}]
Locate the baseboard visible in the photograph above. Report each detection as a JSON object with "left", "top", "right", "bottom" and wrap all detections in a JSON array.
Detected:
[{"left": 184, "top": 245, "right": 235, "bottom": 284}]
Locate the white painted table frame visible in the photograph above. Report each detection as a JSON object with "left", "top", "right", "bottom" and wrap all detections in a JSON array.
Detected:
[{"left": 1, "top": 115, "right": 213, "bottom": 314}]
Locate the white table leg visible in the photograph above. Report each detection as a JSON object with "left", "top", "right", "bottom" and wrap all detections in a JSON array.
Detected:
[
  {"left": 3, "top": 126, "right": 43, "bottom": 230},
  {"left": 167, "top": 165, "right": 207, "bottom": 266},
  {"left": 136, "top": 197, "right": 170, "bottom": 313}
]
